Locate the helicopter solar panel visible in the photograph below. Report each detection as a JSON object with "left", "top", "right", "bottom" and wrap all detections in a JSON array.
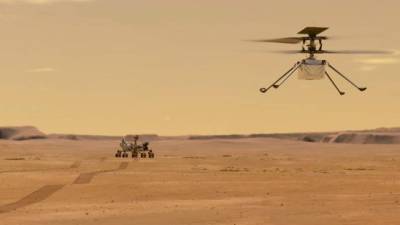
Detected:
[{"left": 298, "top": 27, "right": 328, "bottom": 36}]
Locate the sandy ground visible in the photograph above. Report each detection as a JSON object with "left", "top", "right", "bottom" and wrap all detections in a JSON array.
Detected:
[{"left": 0, "top": 138, "right": 400, "bottom": 225}]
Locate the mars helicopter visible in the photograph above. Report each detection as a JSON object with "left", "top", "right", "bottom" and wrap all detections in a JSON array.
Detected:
[{"left": 252, "top": 27, "right": 391, "bottom": 95}]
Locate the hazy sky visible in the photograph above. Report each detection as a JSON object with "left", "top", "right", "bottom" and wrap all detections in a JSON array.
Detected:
[{"left": 0, "top": 0, "right": 399, "bottom": 135}]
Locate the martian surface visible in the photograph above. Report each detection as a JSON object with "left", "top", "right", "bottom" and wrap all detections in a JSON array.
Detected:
[{"left": 1, "top": 130, "right": 400, "bottom": 225}]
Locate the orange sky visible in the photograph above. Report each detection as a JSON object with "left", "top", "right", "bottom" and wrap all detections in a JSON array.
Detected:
[{"left": 0, "top": 0, "right": 399, "bottom": 135}]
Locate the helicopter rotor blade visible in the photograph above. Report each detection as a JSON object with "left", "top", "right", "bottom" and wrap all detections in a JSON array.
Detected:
[
  {"left": 248, "top": 36, "right": 330, "bottom": 44},
  {"left": 265, "top": 50, "right": 306, "bottom": 54},
  {"left": 261, "top": 49, "right": 393, "bottom": 55},
  {"left": 248, "top": 37, "right": 304, "bottom": 44},
  {"left": 319, "top": 50, "right": 393, "bottom": 54}
]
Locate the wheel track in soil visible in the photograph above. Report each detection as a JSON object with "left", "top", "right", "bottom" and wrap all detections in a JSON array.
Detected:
[
  {"left": 72, "top": 162, "right": 129, "bottom": 184},
  {"left": 0, "top": 162, "right": 129, "bottom": 214},
  {"left": 69, "top": 161, "right": 81, "bottom": 169},
  {"left": 0, "top": 185, "right": 65, "bottom": 214},
  {"left": 0, "top": 161, "right": 82, "bottom": 174}
]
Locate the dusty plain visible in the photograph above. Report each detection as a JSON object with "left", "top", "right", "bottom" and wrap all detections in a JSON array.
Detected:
[{"left": 0, "top": 138, "right": 400, "bottom": 225}]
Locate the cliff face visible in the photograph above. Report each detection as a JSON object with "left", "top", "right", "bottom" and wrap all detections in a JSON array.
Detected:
[
  {"left": 327, "top": 132, "right": 400, "bottom": 144},
  {"left": 0, "top": 126, "right": 47, "bottom": 141}
]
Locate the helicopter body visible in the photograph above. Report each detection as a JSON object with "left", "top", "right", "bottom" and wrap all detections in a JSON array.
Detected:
[{"left": 297, "top": 58, "right": 326, "bottom": 80}]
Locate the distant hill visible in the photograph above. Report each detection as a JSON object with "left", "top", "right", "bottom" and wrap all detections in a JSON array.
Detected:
[
  {"left": 3, "top": 125, "right": 400, "bottom": 144},
  {"left": 48, "top": 133, "right": 160, "bottom": 142},
  {"left": 189, "top": 127, "right": 400, "bottom": 144},
  {"left": 0, "top": 126, "right": 47, "bottom": 141},
  {"left": 189, "top": 132, "right": 332, "bottom": 143},
  {"left": 360, "top": 127, "right": 400, "bottom": 133},
  {"left": 324, "top": 132, "right": 400, "bottom": 144}
]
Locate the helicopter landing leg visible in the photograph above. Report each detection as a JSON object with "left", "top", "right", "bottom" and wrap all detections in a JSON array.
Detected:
[
  {"left": 259, "top": 61, "right": 300, "bottom": 93},
  {"left": 328, "top": 63, "right": 367, "bottom": 92},
  {"left": 325, "top": 71, "right": 345, "bottom": 95},
  {"left": 274, "top": 61, "right": 302, "bottom": 88}
]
